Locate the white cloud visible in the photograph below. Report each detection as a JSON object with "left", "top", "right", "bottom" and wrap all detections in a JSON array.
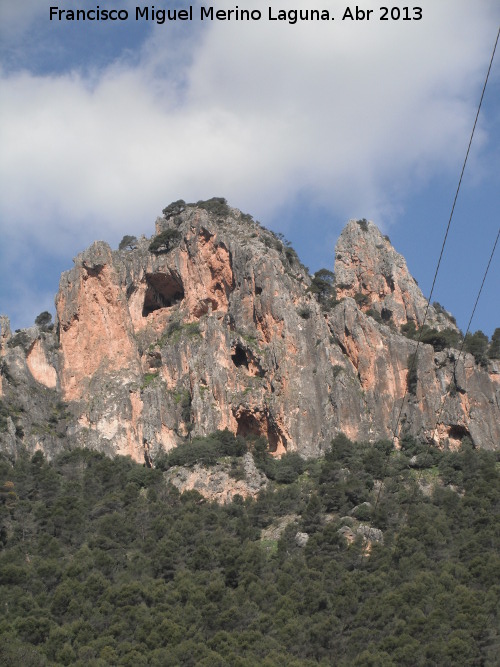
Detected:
[{"left": 0, "top": 0, "right": 499, "bottom": 325}]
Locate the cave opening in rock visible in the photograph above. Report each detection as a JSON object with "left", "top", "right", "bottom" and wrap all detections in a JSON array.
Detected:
[
  {"left": 236, "top": 411, "right": 263, "bottom": 440},
  {"left": 448, "top": 424, "right": 473, "bottom": 444},
  {"left": 381, "top": 308, "right": 393, "bottom": 322},
  {"left": 231, "top": 344, "right": 249, "bottom": 369},
  {"left": 384, "top": 275, "right": 395, "bottom": 291},
  {"left": 142, "top": 272, "right": 184, "bottom": 317},
  {"left": 235, "top": 409, "right": 285, "bottom": 455}
]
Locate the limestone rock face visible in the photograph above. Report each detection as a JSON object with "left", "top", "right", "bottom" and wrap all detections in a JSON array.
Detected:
[
  {"left": 335, "top": 219, "right": 456, "bottom": 330},
  {"left": 0, "top": 205, "right": 499, "bottom": 464},
  {"left": 0, "top": 321, "right": 68, "bottom": 459},
  {"left": 164, "top": 452, "right": 267, "bottom": 503}
]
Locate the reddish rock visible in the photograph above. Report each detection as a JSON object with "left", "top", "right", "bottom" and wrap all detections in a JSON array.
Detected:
[{"left": 1, "top": 204, "right": 498, "bottom": 463}]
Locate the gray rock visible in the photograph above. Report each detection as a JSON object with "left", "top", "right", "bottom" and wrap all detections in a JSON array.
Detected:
[
  {"left": 356, "top": 524, "right": 384, "bottom": 543},
  {"left": 1, "top": 204, "right": 499, "bottom": 462},
  {"left": 295, "top": 532, "right": 310, "bottom": 547}
]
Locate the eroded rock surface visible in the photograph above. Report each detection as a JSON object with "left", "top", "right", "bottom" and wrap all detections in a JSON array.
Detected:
[
  {"left": 1, "top": 204, "right": 499, "bottom": 464},
  {"left": 164, "top": 452, "right": 267, "bottom": 502},
  {"left": 335, "top": 219, "right": 457, "bottom": 330}
]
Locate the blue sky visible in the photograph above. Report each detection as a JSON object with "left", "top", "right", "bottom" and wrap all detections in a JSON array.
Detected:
[{"left": 1, "top": 0, "right": 499, "bottom": 336}]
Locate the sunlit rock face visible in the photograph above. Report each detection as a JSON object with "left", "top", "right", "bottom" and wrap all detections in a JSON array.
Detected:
[
  {"left": 1, "top": 205, "right": 499, "bottom": 464},
  {"left": 334, "top": 219, "right": 457, "bottom": 330},
  {"left": 164, "top": 453, "right": 267, "bottom": 503}
]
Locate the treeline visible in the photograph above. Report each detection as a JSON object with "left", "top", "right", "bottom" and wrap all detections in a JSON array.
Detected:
[
  {"left": 0, "top": 433, "right": 499, "bottom": 666},
  {"left": 401, "top": 321, "right": 500, "bottom": 365}
]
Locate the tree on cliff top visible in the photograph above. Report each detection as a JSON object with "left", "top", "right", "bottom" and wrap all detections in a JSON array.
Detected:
[
  {"left": 149, "top": 229, "right": 182, "bottom": 254},
  {"left": 488, "top": 328, "right": 500, "bottom": 359},
  {"left": 464, "top": 330, "right": 489, "bottom": 366},
  {"left": 118, "top": 235, "right": 138, "bottom": 251},
  {"left": 310, "top": 269, "right": 337, "bottom": 310},
  {"left": 35, "top": 311, "right": 52, "bottom": 329}
]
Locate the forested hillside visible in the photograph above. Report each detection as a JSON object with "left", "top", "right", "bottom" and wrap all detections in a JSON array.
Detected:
[{"left": 1, "top": 434, "right": 499, "bottom": 666}]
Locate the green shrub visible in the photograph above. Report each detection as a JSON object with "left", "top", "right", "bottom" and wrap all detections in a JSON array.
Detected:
[
  {"left": 141, "top": 372, "right": 159, "bottom": 389},
  {"left": 354, "top": 292, "right": 370, "bottom": 308},
  {"left": 195, "top": 197, "right": 230, "bottom": 217},
  {"left": 284, "top": 247, "right": 297, "bottom": 265},
  {"left": 252, "top": 445, "right": 305, "bottom": 485},
  {"left": 356, "top": 218, "right": 369, "bottom": 232},
  {"left": 7, "top": 331, "right": 30, "bottom": 350},
  {"left": 183, "top": 322, "right": 201, "bottom": 337},
  {"left": 157, "top": 430, "right": 247, "bottom": 470},
  {"left": 401, "top": 320, "right": 417, "bottom": 339},
  {"left": 118, "top": 235, "right": 138, "bottom": 251},
  {"left": 162, "top": 200, "right": 186, "bottom": 219},
  {"left": 488, "top": 328, "right": 500, "bottom": 359},
  {"left": 166, "top": 319, "right": 182, "bottom": 338},
  {"left": 433, "top": 301, "right": 457, "bottom": 325},
  {"left": 309, "top": 269, "right": 338, "bottom": 310},
  {"left": 297, "top": 306, "right": 311, "bottom": 320},
  {"left": 327, "top": 433, "right": 354, "bottom": 464},
  {"left": 149, "top": 229, "right": 182, "bottom": 254},
  {"left": 273, "top": 452, "right": 306, "bottom": 484},
  {"left": 332, "top": 364, "right": 343, "bottom": 378},
  {"left": 161, "top": 320, "right": 201, "bottom": 346},
  {"left": 420, "top": 327, "right": 461, "bottom": 352},
  {"left": 464, "top": 330, "right": 489, "bottom": 366},
  {"left": 0, "top": 399, "right": 10, "bottom": 432},
  {"left": 401, "top": 321, "right": 461, "bottom": 352},
  {"left": 35, "top": 311, "right": 52, "bottom": 328},
  {"left": 366, "top": 308, "right": 383, "bottom": 324}
]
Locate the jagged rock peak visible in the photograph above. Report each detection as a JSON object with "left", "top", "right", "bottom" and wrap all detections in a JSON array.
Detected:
[
  {"left": 1, "top": 200, "right": 499, "bottom": 465},
  {"left": 0, "top": 315, "right": 11, "bottom": 344},
  {"left": 335, "top": 218, "right": 456, "bottom": 330}
]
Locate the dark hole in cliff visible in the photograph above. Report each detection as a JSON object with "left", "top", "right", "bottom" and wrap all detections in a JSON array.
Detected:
[
  {"left": 448, "top": 425, "right": 472, "bottom": 443},
  {"left": 199, "top": 227, "right": 213, "bottom": 242},
  {"left": 84, "top": 264, "right": 104, "bottom": 278},
  {"left": 143, "top": 443, "right": 153, "bottom": 468},
  {"left": 142, "top": 272, "right": 184, "bottom": 317},
  {"left": 255, "top": 286, "right": 262, "bottom": 295},
  {"left": 235, "top": 410, "right": 284, "bottom": 454},
  {"left": 384, "top": 275, "right": 395, "bottom": 291},
  {"left": 381, "top": 308, "right": 393, "bottom": 322},
  {"left": 147, "top": 352, "right": 162, "bottom": 369},
  {"left": 231, "top": 344, "right": 249, "bottom": 369},
  {"left": 267, "top": 427, "right": 286, "bottom": 454},
  {"left": 236, "top": 411, "right": 262, "bottom": 440}
]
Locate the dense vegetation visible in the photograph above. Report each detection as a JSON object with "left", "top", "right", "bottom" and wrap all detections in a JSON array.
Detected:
[
  {"left": 400, "top": 321, "right": 499, "bottom": 365},
  {"left": 161, "top": 198, "right": 230, "bottom": 220},
  {"left": 118, "top": 236, "right": 138, "bottom": 251},
  {"left": 148, "top": 229, "right": 182, "bottom": 254},
  {"left": 1, "top": 433, "right": 499, "bottom": 666},
  {"left": 309, "top": 269, "right": 338, "bottom": 311}
]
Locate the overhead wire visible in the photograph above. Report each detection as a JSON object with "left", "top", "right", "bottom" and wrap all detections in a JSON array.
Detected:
[
  {"left": 373, "top": 24, "right": 500, "bottom": 512},
  {"left": 428, "top": 226, "right": 499, "bottom": 447}
]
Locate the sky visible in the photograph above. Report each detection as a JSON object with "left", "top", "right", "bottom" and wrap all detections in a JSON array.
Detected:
[{"left": 0, "top": 0, "right": 499, "bottom": 337}]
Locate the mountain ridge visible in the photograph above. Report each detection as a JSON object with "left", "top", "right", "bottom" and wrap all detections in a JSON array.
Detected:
[{"left": 1, "top": 199, "right": 499, "bottom": 461}]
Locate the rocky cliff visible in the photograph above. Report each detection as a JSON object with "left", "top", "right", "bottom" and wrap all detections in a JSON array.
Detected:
[{"left": 1, "top": 201, "right": 499, "bottom": 463}]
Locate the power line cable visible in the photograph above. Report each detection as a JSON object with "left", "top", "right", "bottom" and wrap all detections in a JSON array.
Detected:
[
  {"left": 374, "top": 25, "right": 500, "bottom": 511},
  {"left": 427, "top": 225, "right": 499, "bottom": 445}
]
